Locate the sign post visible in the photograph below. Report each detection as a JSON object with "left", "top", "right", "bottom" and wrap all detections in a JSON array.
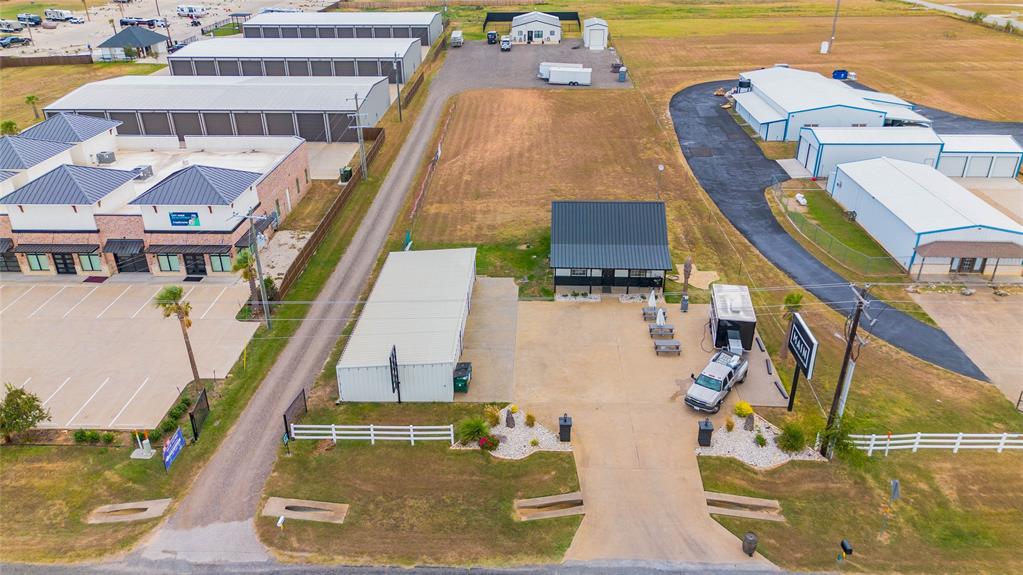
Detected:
[
  {"left": 786, "top": 313, "right": 818, "bottom": 411},
  {"left": 162, "top": 427, "right": 186, "bottom": 472}
]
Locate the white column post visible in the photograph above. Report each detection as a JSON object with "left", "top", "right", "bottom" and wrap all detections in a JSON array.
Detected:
[
  {"left": 913, "top": 431, "right": 922, "bottom": 453},
  {"left": 997, "top": 432, "right": 1008, "bottom": 453},
  {"left": 953, "top": 432, "right": 963, "bottom": 454},
  {"left": 409, "top": 424, "right": 415, "bottom": 446}
]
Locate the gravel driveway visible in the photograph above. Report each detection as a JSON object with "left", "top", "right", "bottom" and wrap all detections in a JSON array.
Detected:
[{"left": 443, "top": 40, "right": 631, "bottom": 89}]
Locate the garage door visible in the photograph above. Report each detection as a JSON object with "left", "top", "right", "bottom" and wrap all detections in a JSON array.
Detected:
[
  {"left": 299, "top": 27, "right": 316, "bottom": 38},
  {"left": 202, "top": 113, "right": 233, "bottom": 135},
  {"left": 334, "top": 60, "right": 356, "bottom": 76},
  {"left": 217, "top": 60, "right": 240, "bottom": 76},
  {"left": 356, "top": 60, "right": 379, "bottom": 76},
  {"left": 280, "top": 27, "right": 299, "bottom": 38},
  {"left": 965, "top": 156, "right": 993, "bottom": 177},
  {"left": 328, "top": 113, "right": 352, "bottom": 142},
  {"left": 317, "top": 26, "right": 336, "bottom": 38},
  {"left": 170, "top": 60, "right": 194, "bottom": 75},
  {"left": 266, "top": 113, "right": 295, "bottom": 136},
  {"left": 805, "top": 145, "right": 818, "bottom": 172},
  {"left": 234, "top": 113, "right": 264, "bottom": 136},
  {"left": 263, "top": 60, "right": 286, "bottom": 76},
  {"left": 412, "top": 27, "right": 429, "bottom": 44},
  {"left": 938, "top": 156, "right": 967, "bottom": 177},
  {"left": 243, "top": 27, "right": 260, "bottom": 38},
  {"left": 193, "top": 60, "right": 216, "bottom": 75},
  {"left": 108, "top": 112, "right": 140, "bottom": 135},
  {"left": 393, "top": 27, "right": 410, "bottom": 38},
  {"left": 140, "top": 112, "right": 173, "bottom": 135},
  {"left": 171, "top": 112, "right": 203, "bottom": 136},
  {"left": 310, "top": 60, "right": 333, "bottom": 76},
  {"left": 287, "top": 60, "right": 309, "bottom": 76},
  {"left": 338, "top": 27, "right": 354, "bottom": 38},
  {"left": 296, "top": 113, "right": 327, "bottom": 142},
  {"left": 990, "top": 156, "right": 1018, "bottom": 178},
  {"left": 797, "top": 138, "right": 810, "bottom": 165},
  {"left": 241, "top": 60, "right": 264, "bottom": 76}
]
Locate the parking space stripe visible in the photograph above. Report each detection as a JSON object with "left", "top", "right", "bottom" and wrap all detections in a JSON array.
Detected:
[
  {"left": 42, "top": 377, "right": 72, "bottom": 406},
  {"left": 200, "top": 286, "right": 229, "bottom": 319},
  {"left": 108, "top": 377, "right": 150, "bottom": 428},
  {"left": 27, "top": 286, "right": 66, "bottom": 318},
  {"left": 131, "top": 287, "right": 162, "bottom": 319},
  {"left": 66, "top": 377, "right": 110, "bottom": 427},
  {"left": 182, "top": 286, "right": 196, "bottom": 302},
  {"left": 19, "top": 377, "right": 31, "bottom": 389},
  {"left": 0, "top": 285, "right": 34, "bottom": 315},
  {"left": 97, "top": 286, "right": 132, "bottom": 319},
  {"left": 63, "top": 286, "right": 98, "bottom": 318}
]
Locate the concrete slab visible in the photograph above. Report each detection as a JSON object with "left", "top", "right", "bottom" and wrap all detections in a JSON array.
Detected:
[
  {"left": 674, "top": 263, "right": 720, "bottom": 290},
  {"left": 261, "top": 497, "right": 348, "bottom": 524},
  {"left": 456, "top": 277, "right": 517, "bottom": 403},
  {"left": 777, "top": 158, "right": 813, "bottom": 179},
  {"left": 304, "top": 142, "right": 360, "bottom": 180},
  {"left": 87, "top": 498, "right": 171, "bottom": 524},
  {"left": 955, "top": 177, "right": 1023, "bottom": 224}
]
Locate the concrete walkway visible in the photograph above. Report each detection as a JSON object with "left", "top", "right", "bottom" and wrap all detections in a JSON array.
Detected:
[{"left": 898, "top": 0, "right": 1021, "bottom": 29}]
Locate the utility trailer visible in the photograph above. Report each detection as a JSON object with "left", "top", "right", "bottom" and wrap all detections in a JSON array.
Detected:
[
  {"left": 709, "top": 284, "right": 757, "bottom": 354},
  {"left": 538, "top": 61, "right": 582, "bottom": 80},
  {"left": 547, "top": 66, "right": 591, "bottom": 86}
]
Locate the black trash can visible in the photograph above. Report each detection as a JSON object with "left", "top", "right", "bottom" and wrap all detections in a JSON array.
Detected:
[
  {"left": 742, "top": 532, "right": 758, "bottom": 556},
  {"left": 698, "top": 418, "right": 714, "bottom": 447},
  {"left": 559, "top": 413, "right": 572, "bottom": 442}
]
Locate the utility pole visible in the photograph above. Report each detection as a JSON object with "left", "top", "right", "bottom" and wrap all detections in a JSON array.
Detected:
[
  {"left": 347, "top": 92, "right": 368, "bottom": 178},
  {"left": 828, "top": 0, "right": 842, "bottom": 51},
  {"left": 821, "top": 285, "right": 870, "bottom": 458},
  {"left": 393, "top": 52, "right": 403, "bottom": 122},
  {"left": 234, "top": 210, "right": 272, "bottom": 329},
  {"left": 82, "top": 0, "right": 91, "bottom": 21},
  {"left": 154, "top": 0, "right": 162, "bottom": 17}
]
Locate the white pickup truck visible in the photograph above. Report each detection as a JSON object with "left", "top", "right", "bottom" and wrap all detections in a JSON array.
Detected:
[{"left": 684, "top": 351, "right": 748, "bottom": 413}]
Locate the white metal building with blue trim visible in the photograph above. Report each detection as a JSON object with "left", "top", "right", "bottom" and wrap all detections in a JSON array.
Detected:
[
  {"left": 827, "top": 157, "right": 1023, "bottom": 278},
  {"left": 935, "top": 135, "right": 1023, "bottom": 179}
]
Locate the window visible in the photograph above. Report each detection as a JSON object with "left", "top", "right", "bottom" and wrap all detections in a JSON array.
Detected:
[
  {"left": 851, "top": 123, "right": 867, "bottom": 127},
  {"left": 549, "top": 29, "right": 556, "bottom": 36},
  {"left": 157, "top": 254, "right": 180, "bottom": 272},
  {"left": 79, "top": 253, "right": 102, "bottom": 272},
  {"left": 629, "top": 270, "right": 649, "bottom": 278},
  {"left": 803, "top": 123, "right": 819, "bottom": 128},
  {"left": 570, "top": 268, "right": 588, "bottom": 277},
  {"left": 210, "top": 254, "right": 232, "bottom": 273},
  {"left": 304, "top": 168, "right": 309, "bottom": 183},
  {"left": 26, "top": 253, "right": 49, "bottom": 271}
]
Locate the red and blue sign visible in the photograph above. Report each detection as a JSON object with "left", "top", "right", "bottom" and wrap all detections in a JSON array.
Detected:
[{"left": 162, "top": 427, "right": 186, "bottom": 471}]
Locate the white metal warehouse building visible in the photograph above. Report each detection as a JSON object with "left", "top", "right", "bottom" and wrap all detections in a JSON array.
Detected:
[
  {"left": 936, "top": 135, "right": 1023, "bottom": 179},
  {"left": 43, "top": 76, "right": 391, "bottom": 143},
  {"left": 167, "top": 38, "right": 422, "bottom": 83},
  {"left": 797, "top": 127, "right": 944, "bottom": 179},
  {"left": 242, "top": 11, "right": 443, "bottom": 46},
  {"left": 827, "top": 157, "right": 1023, "bottom": 278},
  {"left": 734, "top": 66, "right": 931, "bottom": 141},
  {"left": 336, "top": 248, "right": 477, "bottom": 403}
]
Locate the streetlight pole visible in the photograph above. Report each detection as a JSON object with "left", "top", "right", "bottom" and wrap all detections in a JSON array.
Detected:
[
  {"left": 234, "top": 210, "right": 272, "bottom": 329},
  {"left": 393, "top": 52, "right": 403, "bottom": 122},
  {"left": 347, "top": 92, "right": 368, "bottom": 178}
]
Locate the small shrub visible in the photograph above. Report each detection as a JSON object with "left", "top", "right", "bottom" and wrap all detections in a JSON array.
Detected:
[
  {"left": 456, "top": 416, "right": 490, "bottom": 445},
  {"left": 85, "top": 430, "right": 101, "bottom": 443},
  {"left": 147, "top": 428, "right": 162, "bottom": 443},
  {"left": 101, "top": 432, "right": 115, "bottom": 444},
  {"left": 734, "top": 401, "right": 753, "bottom": 418},
  {"left": 73, "top": 429, "right": 88, "bottom": 443},
  {"left": 525, "top": 413, "right": 536, "bottom": 427},
  {"left": 530, "top": 438, "right": 540, "bottom": 447},
  {"left": 179, "top": 396, "right": 192, "bottom": 408},
  {"left": 724, "top": 417, "right": 735, "bottom": 432},
  {"left": 509, "top": 404, "right": 519, "bottom": 414},
  {"left": 754, "top": 432, "right": 767, "bottom": 448},
  {"left": 160, "top": 419, "right": 177, "bottom": 433},
  {"left": 478, "top": 434, "right": 499, "bottom": 451},
  {"left": 483, "top": 405, "right": 501, "bottom": 427},
  {"left": 168, "top": 406, "right": 184, "bottom": 420},
  {"left": 776, "top": 422, "right": 807, "bottom": 453}
]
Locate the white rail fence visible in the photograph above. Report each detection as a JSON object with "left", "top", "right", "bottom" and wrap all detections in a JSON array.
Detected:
[
  {"left": 852, "top": 432, "right": 1023, "bottom": 457},
  {"left": 290, "top": 423, "right": 454, "bottom": 445}
]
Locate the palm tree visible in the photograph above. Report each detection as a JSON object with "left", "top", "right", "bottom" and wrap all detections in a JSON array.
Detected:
[
  {"left": 154, "top": 285, "right": 200, "bottom": 399},
  {"left": 25, "top": 95, "right": 39, "bottom": 120},
  {"left": 232, "top": 249, "right": 261, "bottom": 318},
  {"left": 779, "top": 291, "right": 804, "bottom": 361},
  {"left": 0, "top": 120, "right": 18, "bottom": 136}
]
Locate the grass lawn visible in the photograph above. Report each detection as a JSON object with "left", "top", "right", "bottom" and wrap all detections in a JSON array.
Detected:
[
  {"left": 0, "top": 62, "right": 165, "bottom": 129},
  {"left": 211, "top": 22, "right": 241, "bottom": 36},
  {"left": 699, "top": 452, "right": 1023, "bottom": 573},
  {"left": 412, "top": 233, "right": 553, "bottom": 299},
  {"left": 278, "top": 179, "right": 346, "bottom": 232},
  {"left": 257, "top": 402, "right": 581, "bottom": 565},
  {"left": 0, "top": 0, "right": 104, "bottom": 20}
]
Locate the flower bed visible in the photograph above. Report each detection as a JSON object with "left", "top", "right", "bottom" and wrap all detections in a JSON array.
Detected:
[
  {"left": 453, "top": 407, "right": 572, "bottom": 460},
  {"left": 696, "top": 414, "right": 824, "bottom": 470}
]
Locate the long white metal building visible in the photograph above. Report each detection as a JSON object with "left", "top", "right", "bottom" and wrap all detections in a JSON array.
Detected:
[
  {"left": 167, "top": 38, "right": 422, "bottom": 83},
  {"left": 936, "top": 135, "right": 1023, "bottom": 178},
  {"left": 336, "top": 248, "right": 477, "bottom": 402},
  {"left": 827, "top": 157, "right": 1023, "bottom": 278},
  {"left": 734, "top": 66, "right": 931, "bottom": 141},
  {"left": 797, "top": 127, "right": 944, "bottom": 179},
  {"left": 242, "top": 11, "right": 443, "bottom": 46},
  {"left": 43, "top": 76, "right": 390, "bottom": 142}
]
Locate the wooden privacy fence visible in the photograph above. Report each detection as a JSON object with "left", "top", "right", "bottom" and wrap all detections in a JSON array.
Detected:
[
  {"left": 290, "top": 423, "right": 455, "bottom": 445},
  {"left": 276, "top": 129, "right": 385, "bottom": 298},
  {"left": 0, "top": 54, "right": 92, "bottom": 68},
  {"left": 852, "top": 432, "right": 1023, "bottom": 456}
]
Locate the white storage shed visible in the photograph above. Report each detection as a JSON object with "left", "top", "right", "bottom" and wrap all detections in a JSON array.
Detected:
[
  {"left": 336, "top": 248, "right": 477, "bottom": 402},
  {"left": 827, "top": 157, "right": 1023, "bottom": 278},
  {"left": 936, "top": 135, "right": 1023, "bottom": 179},
  {"left": 796, "top": 127, "right": 943, "bottom": 179},
  {"left": 242, "top": 11, "right": 443, "bottom": 46},
  {"left": 511, "top": 11, "right": 561, "bottom": 44},
  {"left": 583, "top": 17, "right": 608, "bottom": 50}
]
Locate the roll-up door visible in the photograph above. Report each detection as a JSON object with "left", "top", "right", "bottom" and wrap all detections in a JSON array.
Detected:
[
  {"left": 338, "top": 27, "right": 354, "bottom": 38},
  {"left": 317, "top": 26, "right": 335, "bottom": 38},
  {"left": 262, "top": 27, "right": 280, "bottom": 38},
  {"left": 412, "top": 27, "right": 429, "bottom": 44},
  {"left": 217, "top": 60, "right": 240, "bottom": 76},
  {"left": 286, "top": 60, "right": 309, "bottom": 76},
  {"left": 108, "top": 112, "right": 140, "bottom": 135},
  {"left": 241, "top": 60, "right": 263, "bottom": 76},
  {"left": 296, "top": 113, "right": 328, "bottom": 142},
  {"left": 356, "top": 60, "right": 379, "bottom": 76},
  {"left": 202, "top": 113, "right": 233, "bottom": 135},
  {"left": 356, "top": 27, "right": 372, "bottom": 38},
  {"left": 233, "top": 113, "right": 264, "bottom": 136},
  {"left": 796, "top": 137, "right": 810, "bottom": 165},
  {"left": 265, "top": 113, "right": 295, "bottom": 136},
  {"left": 310, "top": 60, "right": 333, "bottom": 76},
  {"left": 170, "top": 60, "right": 194, "bottom": 75},
  {"left": 243, "top": 26, "right": 260, "bottom": 38},
  {"left": 140, "top": 112, "right": 173, "bottom": 135},
  {"left": 171, "top": 112, "right": 203, "bottom": 136},
  {"left": 938, "top": 156, "right": 967, "bottom": 177},
  {"left": 263, "top": 60, "right": 286, "bottom": 76},
  {"left": 334, "top": 60, "right": 355, "bottom": 76},
  {"left": 280, "top": 26, "right": 298, "bottom": 38},
  {"left": 299, "top": 27, "right": 316, "bottom": 38},
  {"left": 393, "top": 27, "right": 410, "bottom": 38},
  {"left": 965, "top": 156, "right": 993, "bottom": 177},
  {"left": 193, "top": 60, "right": 216, "bottom": 75},
  {"left": 991, "top": 156, "right": 1018, "bottom": 178},
  {"left": 373, "top": 26, "right": 391, "bottom": 38},
  {"left": 327, "top": 113, "right": 352, "bottom": 142},
  {"left": 379, "top": 61, "right": 395, "bottom": 82}
]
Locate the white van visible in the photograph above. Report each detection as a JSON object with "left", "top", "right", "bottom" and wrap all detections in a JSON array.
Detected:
[
  {"left": 176, "top": 5, "right": 207, "bottom": 17},
  {"left": 44, "top": 8, "right": 74, "bottom": 21},
  {"left": 0, "top": 19, "right": 25, "bottom": 32}
]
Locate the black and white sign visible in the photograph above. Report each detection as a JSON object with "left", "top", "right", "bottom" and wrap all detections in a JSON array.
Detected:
[{"left": 788, "top": 313, "right": 819, "bottom": 379}]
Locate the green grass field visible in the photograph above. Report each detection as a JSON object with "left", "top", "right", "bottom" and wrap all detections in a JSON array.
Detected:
[{"left": 0, "top": 0, "right": 104, "bottom": 20}]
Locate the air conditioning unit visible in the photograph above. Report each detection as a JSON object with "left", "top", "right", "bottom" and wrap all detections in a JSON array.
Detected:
[
  {"left": 96, "top": 151, "right": 116, "bottom": 164},
  {"left": 133, "top": 165, "right": 154, "bottom": 180}
]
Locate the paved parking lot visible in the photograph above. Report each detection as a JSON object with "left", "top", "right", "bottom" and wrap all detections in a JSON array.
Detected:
[
  {"left": 446, "top": 40, "right": 631, "bottom": 90},
  {"left": 0, "top": 280, "right": 257, "bottom": 430}
]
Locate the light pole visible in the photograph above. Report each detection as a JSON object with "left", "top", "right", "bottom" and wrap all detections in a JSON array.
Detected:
[
  {"left": 233, "top": 210, "right": 272, "bottom": 329},
  {"left": 393, "top": 52, "right": 403, "bottom": 122},
  {"left": 347, "top": 92, "right": 369, "bottom": 178}
]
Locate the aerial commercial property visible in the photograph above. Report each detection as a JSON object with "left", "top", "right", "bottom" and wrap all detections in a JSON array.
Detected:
[
  {"left": 44, "top": 76, "right": 390, "bottom": 143},
  {"left": 733, "top": 66, "right": 931, "bottom": 141},
  {"left": 242, "top": 11, "right": 443, "bottom": 46},
  {"left": 336, "top": 248, "right": 477, "bottom": 403},
  {"left": 168, "top": 37, "right": 422, "bottom": 83},
  {"left": 827, "top": 157, "right": 1023, "bottom": 278}
]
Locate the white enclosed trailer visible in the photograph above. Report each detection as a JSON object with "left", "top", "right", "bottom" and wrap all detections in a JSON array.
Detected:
[
  {"left": 548, "top": 67, "right": 591, "bottom": 86},
  {"left": 538, "top": 61, "right": 582, "bottom": 80}
]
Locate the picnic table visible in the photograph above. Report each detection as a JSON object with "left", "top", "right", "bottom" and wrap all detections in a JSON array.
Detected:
[
  {"left": 653, "top": 339, "right": 681, "bottom": 356},
  {"left": 648, "top": 324, "right": 675, "bottom": 338},
  {"left": 642, "top": 306, "right": 663, "bottom": 321}
]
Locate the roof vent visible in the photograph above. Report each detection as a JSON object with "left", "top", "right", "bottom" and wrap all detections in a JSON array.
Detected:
[
  {"left": 96, "top": 151, "right": 116, "bottom": 164},
  {"left": 133, "top": 165, "right": 154, "bottom": 180}
]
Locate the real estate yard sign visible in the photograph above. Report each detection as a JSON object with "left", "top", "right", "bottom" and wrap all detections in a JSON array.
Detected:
[
  {"left": 163, "top": 427, "right": 186, "bottom": 471},
  {"left": 788, "top": 312, "right": 819, "bottom": 379}
]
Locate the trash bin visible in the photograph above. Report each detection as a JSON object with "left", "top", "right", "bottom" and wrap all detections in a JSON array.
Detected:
[
  {"left": 698, "top": 418, "right": 713, "bottom": 447},
  {"left": 452, "top": 362, "right": 472, "bottom": 393},
  {"left": 559, "top": 413, "right": 572, "bottom": 442},
  {"left": 340, "top": 166, "right": 353, "bottom": 182},
  {"left": 681, "top": 294, "right": 689, "bottom": 313},
  {"left": 618, "top": 66, "right": 628, "bottom": 82},
  {"left": 742, "top": 532, "right": 758, "bottom": 556}
]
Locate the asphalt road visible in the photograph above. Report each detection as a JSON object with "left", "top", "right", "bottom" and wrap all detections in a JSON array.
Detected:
[{"left": 668, "top": 80, "right": 987, "bottom": 381}]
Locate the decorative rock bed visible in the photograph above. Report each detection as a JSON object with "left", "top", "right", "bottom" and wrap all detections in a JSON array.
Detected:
[
  {"left": 453, "top": 407, "right": 572, "bottom": 460},
  {"left": 556, "top": 293, "right": 601, "bottom": 302},
  {"left": 696, "top": 414, "right": 825, "bottom": 469}
]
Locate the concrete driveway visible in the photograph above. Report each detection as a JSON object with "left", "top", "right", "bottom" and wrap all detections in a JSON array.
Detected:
[
  {"left": 457, "top": 277, "right": 517, "bottom": 403},
  {"left": 669, "top": 80, "right": 985, "bottom": 381},
  {"left": 515, "top": 299, "right": 775, "bottom": 568},
  {"left": 444, "top": 40, "right": 630, "bottom": 90}
]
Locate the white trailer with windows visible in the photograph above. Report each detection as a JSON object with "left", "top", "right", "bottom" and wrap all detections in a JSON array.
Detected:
[
  {"left": 796, "top": 127, "right": 944, "bottom": 179},
  {"left": 936, "top": 135, "right": 1023, "bottom": 179},
  {"left": 583, "top": 17, "right": 608, "bottom": 50},
  {"left": 336, "top": 248, "right": 477, "bottom": 403}
]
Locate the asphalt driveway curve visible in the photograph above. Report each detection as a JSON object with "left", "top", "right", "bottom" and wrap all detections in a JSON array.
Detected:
[{"left": 669, "top": 80, "right": 987, "bottom": 381}]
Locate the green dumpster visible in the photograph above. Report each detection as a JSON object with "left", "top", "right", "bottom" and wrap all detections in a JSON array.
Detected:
[
  {"left": 453, "top": 362, "right": 472, "bottom": 393},
  {"left": 340, "top": 166, "right": 353, "bottom": 182}
]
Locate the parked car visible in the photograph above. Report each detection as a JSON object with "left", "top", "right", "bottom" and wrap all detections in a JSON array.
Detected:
[
  {"left": 68, "top": 16, "right": 85, "bottom": 24},
  {"left": 450, "top": 30, "right": 463, "bottom": 47},
  {"left": 150, "top": 17, "right": 168, "bottom": 27},
  {"left": 0, "top": 36, "right": 33, "bottom": 48},
  {"left": 119, "top": 17, "right": 147, "bottom": 26},
  {"left": 17, "top": 13, "right": 43, "bottom": 26},
  {"left": 189, "top": 18, "right": 202, "bottom": 26},
  {"left": 0, "top": 19, "right": 26, "bottom": 32},
  {"left": 499, "top": 35, "right": 511, "bottom": 51},
  {"left": 167, "top": 41, "right": 187, "bottom": 53},
  {"left": 684, "top": 351, "right": 748, "bottom": 413},
  {"left": 486, "top": 30, "right": 497, "bottom": 44}
]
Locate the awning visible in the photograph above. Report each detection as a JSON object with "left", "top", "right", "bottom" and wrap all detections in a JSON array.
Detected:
[
  {"left": 915, "top": 241, "right": 1023, "bottom": 259},
  {"left": 146, "top": 244, "right": 232, "bottom": 255},
  {"left": 103, "top": 239, "right": 145, "bottom": 255},
  {"left": 0, "top": 238, "right": 12, "bottom": 253},
  {"left": 14, "top": 243, "right": 99, "bottom": 254},
  {"left": 233, "top": 217, "right": 273, "bottom": 248}
]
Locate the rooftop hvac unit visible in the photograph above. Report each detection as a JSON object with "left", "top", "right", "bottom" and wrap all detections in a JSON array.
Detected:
[
  {"left": 133, "top": 165, "right": 154, "bottom": 180},
  {"left": 96, "top": 151, "right": 116, "bottom": 164}
]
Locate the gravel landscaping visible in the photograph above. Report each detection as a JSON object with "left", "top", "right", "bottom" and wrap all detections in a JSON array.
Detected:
[
  {"left": 453, "top": 407, "right": 572, "bottom": 460},
  {"left": 696, "top": 414, "right": 824, "bottom": 470}
]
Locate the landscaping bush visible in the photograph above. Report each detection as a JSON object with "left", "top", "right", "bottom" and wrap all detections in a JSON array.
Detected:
[
  {"left": 147, "top": 428, "right": 162, "bottom": 443},
  {"left": 85, "top": 430, "right": 101, "bottom": 443},
  {"left": 456, "top": 416, "right": 490, "bottom": 445},
  {"left": 478, "top": 434, "right": 500, "bottom": 451},
  {"left": 101, "top": 432, "right": 115, "bottom": 444},
  {"left": 160, "top": 419, "right": 177, "bottom": 433},
  {"left": 776, "top": 422, "right": 807, "bottom": 453},
  {"left": 179, "top": 396, "right": 192, "bottom": 408},
  {"left": 754, "top": 432, "right": 767, "bottom": 448},
  {"left": 509, "top": 404, "right": 519, "bottom": 414},
  {"left": 734, "top": 401, "right": 753, "bottom": 418},
  {"left": 73, "top": 429, "right": 88, "bottom": 443},
  {"left": 525, "top": 413, "right": 536, "bottom": 427},
  {"left": 530, "top": 438, "right": 539, "bottom": 447},
  {"left": 725, "top": 417, "right": 735, "bottom": 432},
  {"left": 483, "top": 405, "right": 501, "bottom": 427},
  {"left": 168, "top": 405, "right": 184, "bottom": 420}
]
